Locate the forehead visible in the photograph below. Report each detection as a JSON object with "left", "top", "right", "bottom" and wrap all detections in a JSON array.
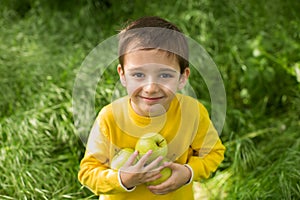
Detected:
[{"left": 123, "top": 49, "right": 180, "bottom": 71}]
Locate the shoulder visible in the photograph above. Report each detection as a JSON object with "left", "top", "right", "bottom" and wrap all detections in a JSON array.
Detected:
[
  {"left": 176, "top": 93, "right": 209, "bottom": 118},
  {"left": 176, "top": 93, "right": 201, "bottom": 104},
  {"left": 98, "top": 96, "right": 129, "bottom": 119},
  {"left": 176, "top": 93, "right": 207, "bottom": 109}
]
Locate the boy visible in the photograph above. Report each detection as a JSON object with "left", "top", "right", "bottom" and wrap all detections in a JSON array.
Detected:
[{"left": 78, "top": 16, "right": 225, "bottom": 200}]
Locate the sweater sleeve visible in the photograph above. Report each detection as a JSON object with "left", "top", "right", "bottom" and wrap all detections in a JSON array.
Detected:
[
  {"left": 187, "top": 103, "right": 226, "bottom": 181},
  {"left": 78, "top": 112, "right": 127, "bottom": 195}
]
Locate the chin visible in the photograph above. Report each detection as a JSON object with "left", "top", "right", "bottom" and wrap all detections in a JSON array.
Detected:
[{"left": 148, "top": 105, "right": 167, "bottom": 116}]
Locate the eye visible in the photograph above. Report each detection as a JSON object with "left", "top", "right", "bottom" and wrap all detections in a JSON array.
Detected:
[
  {"left": 160, "top": 73, "right": 173, "bottom": 78},
  {"left": 132, "top": 73, "right": 145, "bottom": 78}
]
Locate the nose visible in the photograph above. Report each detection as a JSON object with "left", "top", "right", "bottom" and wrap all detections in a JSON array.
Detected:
[{"left": 143, "top": 82, "right": 160, "bottom": 94}]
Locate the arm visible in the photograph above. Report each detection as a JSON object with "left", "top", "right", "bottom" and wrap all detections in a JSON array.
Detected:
[
  {"left": 148, "top": 103, "right": 225, "bottom": 194},
  {"left": 148, "top": 130, "right": 225, "bottom": 195},
  {"left": 78, "top": 119, "right": 126, "bottom": 195},
  {"left": 78, "top": 115, "right": 167, "bottom": 195},
  {"left": 78, "top": 145, "right": 167, "bottom": 194},
  {"left": 78, "top": 153, "right": 124, "bottom": 195},
  {"left": 187, "top": 104, "right": 226, "bottom": 181}
]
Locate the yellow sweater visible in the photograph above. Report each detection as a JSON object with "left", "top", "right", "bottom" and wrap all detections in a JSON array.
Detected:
[{"left": 78, "top": 94, "right": 225, "bottom": 200}]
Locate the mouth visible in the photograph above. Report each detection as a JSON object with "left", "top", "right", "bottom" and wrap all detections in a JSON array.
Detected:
[{"left": 140, "top": 96, "right": 164, "bottom": 102}]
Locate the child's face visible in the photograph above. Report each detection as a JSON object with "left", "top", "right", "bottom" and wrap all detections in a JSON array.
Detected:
[{"left": 118, "top": 49, "right": 190, "bottom": 117}]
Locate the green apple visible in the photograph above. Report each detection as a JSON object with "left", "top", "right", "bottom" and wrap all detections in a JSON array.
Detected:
[
  {"left": 111, "top": 148, "right": 136, "bottom": 170},
  {"left": 135, "top": 133, "right": 168, "bottom": 163},
  {"left": 146, "top": 167, "right": 172, "bottom": 186}
]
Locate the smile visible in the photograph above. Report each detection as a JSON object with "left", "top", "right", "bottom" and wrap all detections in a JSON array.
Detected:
[{"left": 140, "top": 96, "right": 164, "bottom": 102}]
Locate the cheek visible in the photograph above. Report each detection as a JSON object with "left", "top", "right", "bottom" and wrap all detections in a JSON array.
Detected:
[
  {"left": 161, "top": 81, "right": 180, "bottom": 93},
  {"left": 124, "top": 80, "right": 141, "bottom": 95}
]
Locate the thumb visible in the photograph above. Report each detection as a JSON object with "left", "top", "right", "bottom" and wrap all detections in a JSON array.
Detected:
[{"left": 163, "top": 161, "right": 174, "bottom": 169}]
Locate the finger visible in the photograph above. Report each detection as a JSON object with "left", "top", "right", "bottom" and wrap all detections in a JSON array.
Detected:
[
  {"left": 147, "top": 160, "right": 173, "bottom": 173},
  {"left": 148, "top": 186, "right": 170, "bottom": 195},
  {"left": 162, "top": 161, "right": 173, "bottom": 168},
  {"left": 145, "top": 171, "right": 162, "bottom": 182},
  {"left": 147, "top": 181, "right": 166, "bottom": 190},
  {"left": 135, "top": 150, "right": 153, "bottom": 168},
  {"left": 144, "top": 156, "right": 164, "bottom": 171},
  {"left": 123, "top": 150, "right": 139, "bottom": 167},
  {"left": 147, "top": 175, "right": 173, "bottom": 190},
  {"left": 148, "top": 183, "right": 171, "bottom": 195}
]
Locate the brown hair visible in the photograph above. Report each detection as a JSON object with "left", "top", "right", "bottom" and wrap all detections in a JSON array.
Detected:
[{"left": 118, "top": 16, "right": 189, "bottom": 74}]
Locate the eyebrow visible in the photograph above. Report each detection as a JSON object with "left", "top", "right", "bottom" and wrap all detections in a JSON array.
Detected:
[
  {"left": 159, "top": 68, "right": 177, "bottom": 72},
  {"left": 125, "top": 68, "right": 144, "bottom": 74},
  {"left": 126, "top": 66, "right": 178, "bottom": 73}
]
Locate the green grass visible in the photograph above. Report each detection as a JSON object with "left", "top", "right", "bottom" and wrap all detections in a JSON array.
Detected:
[{"left": 1, "top": 0, "right": 299, "bottom": 199}]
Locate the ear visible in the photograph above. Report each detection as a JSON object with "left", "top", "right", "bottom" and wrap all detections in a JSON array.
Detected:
[
  {"left": 117, "top": 64, "right": 126, "bottom": 86},
  {"left": 178, "top": 67, "right": 190, "bottom": 90}
]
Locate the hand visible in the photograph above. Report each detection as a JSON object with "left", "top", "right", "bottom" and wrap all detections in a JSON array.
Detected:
[
  {"left": 119, "top": 150, "right": 165, "bottom": 189},
  {"left": 147, "top": 162, "right": 192, "bottom": 195}
]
